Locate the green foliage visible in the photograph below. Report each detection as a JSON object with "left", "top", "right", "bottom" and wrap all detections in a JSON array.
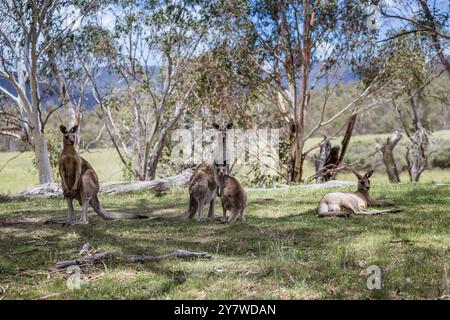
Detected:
[
  {"left": 237, "top": 160, "right": 284, "bottom": 188},
  {"left": 120, "top": 160, "right": 133, "bottom": 181},
  {"left": 430, "top": 145, "right": 450, "bottom": 168}
]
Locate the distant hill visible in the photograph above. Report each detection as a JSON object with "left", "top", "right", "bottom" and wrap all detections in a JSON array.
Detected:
[
  {"left": 0, "top": 66, "right": 127, "bottom": 111},
  {"left": 1, "top": 62, "right": 358, "bottom": 110}
]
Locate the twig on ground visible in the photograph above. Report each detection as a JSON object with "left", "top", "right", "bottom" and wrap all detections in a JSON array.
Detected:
[
  {"left": 11, "top": 248, "right": 39, "bottom": 255},
  {"left": 34, "top": 292, "right": 66, "bottom": 300},
  {"left": 53, "top": 249, "right": 211, "bottom": 270}
]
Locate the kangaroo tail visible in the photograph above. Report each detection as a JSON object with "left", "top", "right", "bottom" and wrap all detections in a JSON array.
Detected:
[
  {"left": 186, "top": 194, "right": 198, "bottom": 219},
  {"left": 90, "top": 195, "right": 148, "bottom": 220},
  {"left": 355, "top": 208, "right": 403, "bottom": 215}
]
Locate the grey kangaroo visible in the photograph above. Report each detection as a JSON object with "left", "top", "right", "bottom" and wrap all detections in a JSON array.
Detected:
[
  {"left": 213, "top": 162, "right": 247, "bottom": 222},
  {"left": 317, "top": 169, "right": 401, "bottom": 217},
  {"left": 58, "top": 125, "right": 147, "bottom": 224},
  {"left": 186, "top": 162, "right": 217, "bottom": 222}
]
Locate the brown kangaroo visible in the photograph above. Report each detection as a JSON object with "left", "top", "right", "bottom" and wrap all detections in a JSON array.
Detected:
[
  {"left": 213, "top": 162, "right": 247, "bottom": 222},
  {"left": 186, "top": 162, "right": 217, "bottom": 222},
  {"left": 58, "top": 125, "right": 147, "bottom": 224},
  {"left": 316, "top": 169, "right": 401, "bottom": 217}
]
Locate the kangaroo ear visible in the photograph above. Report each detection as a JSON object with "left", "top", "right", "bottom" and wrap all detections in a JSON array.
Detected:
[
  {"left": 365, "top": 169, "right": 374, "bottom": 178},
  {"left": 351, "top": 169, "right": 363, "bottom": 179},
  {"left": 212, "top": 122, "right": 220, "bottom": 130},
  {"left": 226, "top": 123, "right": 233, "bottom": 129},
  {"left": 60, "top": 125, "right": 67, "bottom": 134},
  {"left": 69, "top": 125, "right": 79, "bottom": 133}
]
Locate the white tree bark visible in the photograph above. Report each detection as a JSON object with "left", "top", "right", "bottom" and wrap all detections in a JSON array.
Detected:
[{"left": 33, "top": 130, "right": 53, "bottom": 183}]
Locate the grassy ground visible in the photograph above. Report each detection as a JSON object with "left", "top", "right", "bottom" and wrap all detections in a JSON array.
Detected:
[
  {"left": 1, "top": 177, "right": 449, "bottom": 299},
  {"left": 1, "top": 132, "right": 449, "bottom": 299}
]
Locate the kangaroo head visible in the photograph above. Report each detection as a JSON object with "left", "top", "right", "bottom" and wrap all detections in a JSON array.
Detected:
[
  {"left": 60, "top": 125, "right": 78, "bottom": 145},
  {"left": 212, "top": 122, "right": 233, "bottom": 133},
  {"left": 353, "top": 169, "right": 374, "bottom": 192},
  {"left": 213, "top": 161, "right": 227, "bottom": 176}
]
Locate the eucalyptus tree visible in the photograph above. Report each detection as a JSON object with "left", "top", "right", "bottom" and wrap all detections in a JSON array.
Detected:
[
  {"left": 219, "top": 0, "right": 392, "bottom": 182},
  {"left": 361, "top": 34, "right": 436, "bottom": 182},
  {"left": 77, "top": 0, "right": 219, "bottom": 180},
  {"left": 0, "top": 0, "right": 98, "bottom": 183},
  {"left": 380, "top": 0, "right": 450, "bottom": 77}
]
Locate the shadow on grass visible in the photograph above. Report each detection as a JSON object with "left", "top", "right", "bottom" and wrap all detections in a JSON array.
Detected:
[{"left": 1, "top": 183, "right": 449, "bottom": 290}]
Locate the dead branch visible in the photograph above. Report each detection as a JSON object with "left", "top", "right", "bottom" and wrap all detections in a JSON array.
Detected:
[
  {"left": 83, "top": 124, "right": 105, "bottom": 152},
  {"left": 54, "top": 249, "right": 211, "bottom": 270}
]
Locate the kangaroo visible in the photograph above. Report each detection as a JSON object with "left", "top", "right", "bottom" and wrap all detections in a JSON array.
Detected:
[
  {"left": 58, "top": 125, "right": 147, "bottom": 224},
  {"left": 212, "top": 121, "right": 233, "bottom": 196},
  {"left": 186, "top": 162, "right": 217, "bottom": 222},
  {"left": 316, "top": 169, "right": 401, "bottom": 217},
  {"left": 213, "top": 162, "right": 247, "bottom": 222}
]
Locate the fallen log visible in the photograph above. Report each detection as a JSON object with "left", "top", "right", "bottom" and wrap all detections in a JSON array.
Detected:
[
  {"left": 1, "top": 169, "right": 193, "bottom": 200},
  {"left": 54, "top": 249, "right": 211, "bottom": 270}
]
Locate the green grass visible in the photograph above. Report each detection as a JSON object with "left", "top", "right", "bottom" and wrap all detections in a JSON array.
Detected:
[
  {"left": 1, "top": 132, "right": 449, "bottom": 299},
  {"left": 1, "top": 179, "right": 449, "bottom": 299}
]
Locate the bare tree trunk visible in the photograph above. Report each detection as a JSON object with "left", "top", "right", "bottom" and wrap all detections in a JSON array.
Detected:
[
  {"left": 377, "top": 130, "right": 402, "bottom": 183},
  {"left": 337, "top": 114, "right": 357, "bottom": 166},
  {"left": 146, "top": 102, "right": 184, "bottom": 180},
  {"left": 33, "top": 130, "right": 53, "bottom": 183},
  {"left": 288, "top": 131, "right": 305, "bottom": 183},
  {"left": 313, "top": 115, "right": 357, "bottom": 182},
  {"left": 292, "top": 137, "right": 305, "bottom": 183}
]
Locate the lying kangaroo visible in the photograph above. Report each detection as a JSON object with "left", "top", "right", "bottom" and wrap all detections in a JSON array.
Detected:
[
  {"left": 213, "top": 162, "right": 247, "bottom": 222},
  {"left": 186, "top": 162, "right": 217, "bottom": 222},
  {"left": 316, "top": 169, "right": 401, "bottom": 217},
  {"left": 58, "top": 125, "right": 147, "bottom": 224}
]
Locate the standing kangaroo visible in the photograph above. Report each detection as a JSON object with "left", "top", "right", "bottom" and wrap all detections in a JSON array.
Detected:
[
  {"left": 58, "top": 125, "right": 147, "bottom": 224},
  {"left": 316, "top": 169, "right": 401, "bottom": 217},
  {"left": 213, "top": 162, "right": 247, "bottom": 222},
  {"left": 186, "top": 162, "right": 217, "bottom": 222},
  {"left": 212, "top": 121, "right": 233, "bottom": 188}
]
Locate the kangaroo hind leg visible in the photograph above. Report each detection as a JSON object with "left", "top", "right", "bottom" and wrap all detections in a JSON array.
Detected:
[{"left": 207, "top": 196, "right": 216, "bottom": 222}]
